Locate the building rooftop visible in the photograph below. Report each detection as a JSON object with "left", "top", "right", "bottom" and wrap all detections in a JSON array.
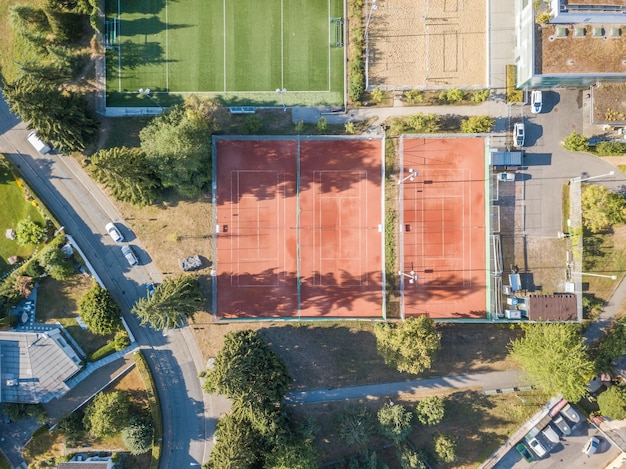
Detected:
[
  {"left": 0, "top": 329, "right": 81, "bottom": 404},
  {"left": 527, "top": 294, "right": 577, "bottom": 321},
  {"left": 539, "top": 24, "right": 626, "bottom": 75}
]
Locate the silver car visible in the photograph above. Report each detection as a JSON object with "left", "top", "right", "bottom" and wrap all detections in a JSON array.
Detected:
[
  {"left": 121, "top": 245, "right": 138, "bottom": 266},
  {"left": 560, "top": 403, "right": 580, "bottom": 424},
  {"left": 552, "top": 415, "right": 571, "bottom": 435}
]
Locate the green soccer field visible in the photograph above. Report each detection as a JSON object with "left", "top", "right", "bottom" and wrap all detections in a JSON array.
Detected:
[{"left": 105, "top": 0, "right": 345, "bottom": 107}]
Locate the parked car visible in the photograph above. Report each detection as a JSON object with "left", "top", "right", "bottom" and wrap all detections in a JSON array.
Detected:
[
  {"left": 552, "top": 415, "right": 571, "bottom": 435},
  {"left": 560, "top": 403, "right": 580, "bottom": 424},
  {"left": 516, "top": 442, "right": 534, "bottom": 463},
  {"left": 531, "top": 90, "right": 543, "bottom": 114},
  {"left": 582, "top": 436, "right": 600, "bottom": 456},
  {"left": 105, "top": 222, "right": 124, "bottom": 243},
  {"left": 514, "top": 122, "right": 525, "bottom": 147},
  {"left": 528, "top": 437, "right": 547, "bottom": 458},
  {"left": 542, "top": 425, "right": 560, "bottom": 445},
  {"left": 27, "top": 131, "right": 51, "bottom": 154},
  {"left": 121, "top": 245, "right": 138, "bottom": 266},
  {"left": 497, "top": 172, "right": 516, "bottom": 182}
]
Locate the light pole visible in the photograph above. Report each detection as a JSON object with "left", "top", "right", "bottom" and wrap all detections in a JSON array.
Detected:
[
  {"left": 364, "top": 0, "right": 378, "bottom": 90},
  {"left": 397, "top": 168, "right": 418, "bottom": 185},
  {"left": 571, "top": 170, "right": 614, "bottom": 183},
  {"left": 138, "top": 88, "right": 163, "bottom": 111},
  {"left": 398, "top": 270, "right": 418, "bottom": 284},
  {"left": 572, "top": 272, "right": 617, "bottom": 280},
  {"left": 276, "top": 88, "right": 287, "bottom": 111}
]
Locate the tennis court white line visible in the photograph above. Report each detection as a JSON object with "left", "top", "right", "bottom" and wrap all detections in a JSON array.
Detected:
[
  {"left": 281, "top": 0, "right": 284, "bottom": 88},
  {"left": 327, "top": 0, "right": 331, "bottom": 92},
  {"left": 117, "top": 0, "right": 121, "bottom": 92}
]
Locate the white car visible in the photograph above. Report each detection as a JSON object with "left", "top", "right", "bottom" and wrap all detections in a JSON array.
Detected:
[
  {"left": 541, "top": 425, "right": 560, "bottom": 445},
  {"left": 528, "top": 437, "right": 547, "bottom": 458},
  {"left": 121, "top": 245, "right": 138, "bottom": 266},
  {"left": 560, "top": 403, "right": 580, "bottom": 424},
  {"left": 531, "top": 90, "right": 543, "bottom": 114},
  {"left": 582, "top": 436, "right": 600, "bottom": 456},
  {"left": 105, "top": 222, "right": 124, "bottom": 243},
  {"left": 514, "top": 122, "right": 525, "bottom": 147},
  {"left": 552, "top": 415, "right": 571, "bottom": 435},
  {"left": 497, "top": 172, "right": 516, "bottom": 182}
]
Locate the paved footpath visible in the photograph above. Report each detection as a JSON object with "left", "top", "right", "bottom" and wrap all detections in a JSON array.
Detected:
[{"left": 286, "top": 369, "right": 528, "bottom": 405}]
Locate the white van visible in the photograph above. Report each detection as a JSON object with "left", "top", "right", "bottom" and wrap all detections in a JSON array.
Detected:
[{"left": 27, "top": 132, "right": 51, "bottom": 154}]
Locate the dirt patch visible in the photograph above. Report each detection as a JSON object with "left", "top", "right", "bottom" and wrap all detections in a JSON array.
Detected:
[
  {"left": 592, "top": 84, "right": 626, "bottom": 125},
  {"left": 368, "top": 0, "right": 486, "bottom": 88}
]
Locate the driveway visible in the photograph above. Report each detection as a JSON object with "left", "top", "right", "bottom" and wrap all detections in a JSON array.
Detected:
[{"left": 0, "top": 95, "right": 217, "bottom": 468}]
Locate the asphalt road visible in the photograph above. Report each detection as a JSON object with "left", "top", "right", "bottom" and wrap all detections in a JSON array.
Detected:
[{"left": 0, "top": 96, "right": 214, "bottom": 468}]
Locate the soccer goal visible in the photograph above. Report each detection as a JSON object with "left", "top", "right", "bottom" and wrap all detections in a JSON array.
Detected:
[
  {"left": 330, "top": 17, "right": 344, "bottom": 47},
  {"left": 105, "top": 18, "right": 119, "bottom": 49}
]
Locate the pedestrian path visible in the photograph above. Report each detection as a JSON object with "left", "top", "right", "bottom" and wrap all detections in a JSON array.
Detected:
[{"left": 65, "top": 343, "right": 138, "bottom": 390}]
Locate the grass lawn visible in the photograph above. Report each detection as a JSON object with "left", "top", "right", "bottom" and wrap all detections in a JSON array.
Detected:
[
  {"left": 0, "top": 452, "right": 10, "bottom": 469},
  {"left": 36, "top": 276, "right": 111, "bottom": 356},
  {"left": 288, "top": 388, "right": 549, "bottom": 468},
  {"left": 0, "top": 156, "right": 47, "bottom": 275},
  {"left": 105, "top": 0, "right": 344, "bottom": 106},
  {"left": 583, "top": 224, "right": 626, "bottom": 303}
]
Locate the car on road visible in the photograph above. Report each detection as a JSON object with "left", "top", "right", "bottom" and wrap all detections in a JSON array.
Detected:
[
  {"left": 514, "top": 122, "right": 525, "bottom": 147},
  {"left": 497, "top": 172, "right": 516, "bottom": 182},
  {"left": 27, "top": 131, "right": 51, "bottom": 154},
  {"left": 121, "top": 245, "right": 138, "bottom": 266},
  {"left": 560, "top": 403, "right": 580, "bottom": 424},
  {"left": 105, "top": 222, "right": 124, "bottom": 243},
  {"left": 552, "top": 415, "right": 571, "bottom": 435},
  {"left": 528, "top": 437, "right": 547, "bottom": 458},
  {"left": 516, "top": 443, "right": 534, "bottom": 463},
  {"left": 531, "top": 90, "right": 543, "bottom": 114},
  {"left": 582, "top": 436, "right": 600, "bottom": 456}
]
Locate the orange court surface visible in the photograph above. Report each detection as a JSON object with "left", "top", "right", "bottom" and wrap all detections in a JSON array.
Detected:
[
  {"left": 213, "top": 137, "right": 385, "bottom": 319},
  {"left": 399, "top": 136, "right": 488, "bottom": 319}
]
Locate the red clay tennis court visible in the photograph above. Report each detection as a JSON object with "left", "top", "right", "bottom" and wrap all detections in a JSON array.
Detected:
[
  {"left": 399, "top": 136, "right": 487, "bottom": 319},
  {"left": 213, "top": 137, "right": 385, "bottom": 319}
]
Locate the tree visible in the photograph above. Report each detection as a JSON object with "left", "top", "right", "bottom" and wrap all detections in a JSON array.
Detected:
[
  {"left": 132, "top": 275, "right": 203, "bottom": 330},
  {"left": 434, "top": 433, "right": 457, "bottom": 463},
  {"left": 598, "top": 385, "right": 626, "bottom": 420},
  {"left": 337, "top": 405, "right": 374, "bottom": 447},
  {"left": 460, "top": 115, "right": 495, "bottom": 133},
  {"left": 14, "top": 275, "right": 34, "bottom": 297},
  {"left": 377, "top": 403, "right": 413, "bottom": 442},
  {"left": 15, "top": 216, "right": 45, "bottom": 246},
  {"left": 112, "top": 330, "right": 130, "bottom": 350},
  {"left": 581, "top": 184, "right": 626, "bottom": 232},
  {"left": 122, "top": 416, "right": 153, "bottom": 455},
  {"left": 397, "top": 446, "right": 427, "bottom": 469},
  {"left": 415, "top": 395, "right": 445, "bottom": 426},
  {"left": 264, "top": 439, "right": 319, "bottom": 469},
  {"left": 203, "top": 330, "right": 292, "bottom": 411},
  {"left": 78, "top": 282, "right": 121, "bottom": 335},
  {"left": 140, "top": 99, "right": 216, "bottom": 198},
  {"left": 37, "top": 241, "right": 73, "bottom": 280},
  {"left": 509, "top": 323, "right": 595, "bottom": 401},
  {"left": 562, "top": 131, "right": 589, "bottom": 152},
  {"left": 83, "top": 391, "right": 130, "bottom": 438},
  {"left": 374, "top": 316, "right": 441, "bottom": 374},
  {"left": 88, "top": 147, "right": 160, "bottom": 207},
  {"left": 56, "top": 411, "right": 86, "bottom": 438},
  {"left": 3, "top": 75, "right": 98, "bottom": 152},
  {"left": 205, "top": 414, "right": 258, "bottom": 469},
  {"left": 371, "top": 87, "right": 384, "bottom": 103}
]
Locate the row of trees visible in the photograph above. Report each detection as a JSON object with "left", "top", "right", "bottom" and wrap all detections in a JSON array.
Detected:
[
  {"left": 3, "top": 0, "right": 99, "bottom": 152},
  {"left": 389, "top": 113, "right": 495, "bottom": 135},
  {"left": 87, "top": 96, "right": 219, "bottom": 204},
  {"left": 202, "top": 330, "right": 317, "bottom": 468}
]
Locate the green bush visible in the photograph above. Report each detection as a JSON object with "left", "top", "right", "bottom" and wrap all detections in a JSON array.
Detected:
[
  {"left": 445, "top": 88, "right": 465, "bottom": 103},
  {"left": 243, "top": 115, "right": 263, "bottom": 134},
  {"left": 113, "top": 330, "right": 130, "bottom": 351},
  {"left": 506, "top": 65, "right": 524, "bottom": 103},
  {"left": 595, "top": 141, "right": 626, "bottom": 156},
  {"left": 471, "top": 89, "right": 490, "bottom": 102},
  {"left": 460, "top": 115, "right": 495, "bottom": 133},
  {"left": 404, "top": 89, "right": 423, "bottom": 105},
  {"left": 371, "top": 87, "right": 384, "bottom": 103},
  {"left": 294, "top": 120, "right": 305, "bottom": 133},
  {"left": 562, "top": 131, "right": 589, "bottom": 152},
  {"left": 344, "top": 122, "right": 357, "bottom": 135},
  {"left": 317, "top": 117, "right": 328, "bottom": 132}
]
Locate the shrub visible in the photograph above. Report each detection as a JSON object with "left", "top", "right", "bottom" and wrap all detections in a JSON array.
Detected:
[
  {"left": 470, "top": 89, "right": 490, "bottom": 102},
  {"left": 371, "top": 87, "right": 384, "bottom": 103},
  {"left": 317, "top": 117, "right": 328, "bottom": 132},
  {"left": 404, "top": 89, "right": 423, "bottom": 105},
  {"left": 243, "top": 115, "right": 263, "bottom": 134},
  {"left": 536, "top": 12, "right": 553, "bottom": 24},
  {"left": 416, "top": 396, "right": 445, "bottom": 426},
  {"left": 506, "top": 65, "right": 524, "bottom": 103},
  {"left": 377, "top": 403, "right": 412, "bottom": 442},
  {"left": 562, "top": 131, "right": 589, "bottom": 152},
  {"left": 461, "top": 115, "right": 495, "bottom": 133},
  {"left": 122, "top": 416, "right": 154, "bottom": 455},
  {"left": 294, "top": 120, "right": 305, "bottom": 133},
  {"left": 337, "top": 406, "right": 373, "bottom": 447},
  {"left": 113, "top": 330, "right": 130, "bottom": 351},
  {"left": 345, "top": 122, "right": 357, "bottom": 135},
  {"left": 15, "top": 216, "right": 46, "bottom": 246},
  {"left": 445, "top": 88, "right": 465, "bottom": 103},
  {"left": 434, "top": 433, "right": 457, "bottom": 463},
  {"left": 595, "top": 141, "right": 626, "bottom": 156}
]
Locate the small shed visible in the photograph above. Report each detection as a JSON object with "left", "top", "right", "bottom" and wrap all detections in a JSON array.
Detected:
[
  {"left": 526, "top": 294, "right": 577, "bottom": 321},
  {"left": 8, "top": 256, "right": 19, "bottom": 265},
  {"left": 5, "top": 229, "right": 15, "bottom": 240},
  {"left": 490, "top": 150, "right": 523, "bottom": 167}
]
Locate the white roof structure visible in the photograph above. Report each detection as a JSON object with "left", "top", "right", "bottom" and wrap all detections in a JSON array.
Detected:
[{"left": 0, "top": 329, "right": 81, "bottom": 403}]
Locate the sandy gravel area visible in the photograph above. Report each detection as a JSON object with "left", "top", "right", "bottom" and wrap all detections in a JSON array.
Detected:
[{"left": 368, "top": 0, "right": 487, "bottom": 89}]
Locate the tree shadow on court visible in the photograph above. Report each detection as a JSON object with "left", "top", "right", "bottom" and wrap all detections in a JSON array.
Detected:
[
  {"left": 214, "top": 138, "right": 384, "bottom": 206},
  {"left": 113, "top": 0, "right": 168, "bottom": 14},
  {"left": 118, "top": 40, "right": 171, "bottom": 70},
  {"left": 120, "top": 17, "right": 191, "bottom": 37}
]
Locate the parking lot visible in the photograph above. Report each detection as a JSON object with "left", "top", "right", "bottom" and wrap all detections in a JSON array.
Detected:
[{"left": 494, "top": 403, "right": 621, "bottom": 468}]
